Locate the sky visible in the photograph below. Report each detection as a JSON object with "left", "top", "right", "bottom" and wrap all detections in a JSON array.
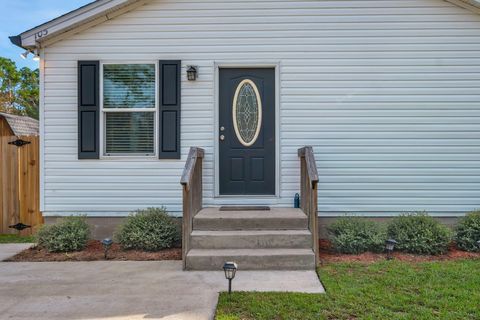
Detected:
[{"left": 0, "top": 0, "right": 92, "bottom": 70}]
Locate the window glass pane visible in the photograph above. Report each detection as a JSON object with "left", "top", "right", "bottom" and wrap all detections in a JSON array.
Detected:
[
  {"left": 105, "top": 112, "right": 154, "bottom": 155},
  {"left": 103, "top": 64, "right": 155, "bottom": 108}
]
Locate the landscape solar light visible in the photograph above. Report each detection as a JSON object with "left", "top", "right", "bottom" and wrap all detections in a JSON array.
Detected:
[
  {"left": 223, "top": 261, "right": 238, "bottom": 294},
  {"left": 102, "top": 238, "right": 113, "bottom": 259},
  {"left": 186, "top": 66, "right": 197, "bottom": 81},
  {"left": 385, "top": 239, "right": 398, "bottom": 260}
]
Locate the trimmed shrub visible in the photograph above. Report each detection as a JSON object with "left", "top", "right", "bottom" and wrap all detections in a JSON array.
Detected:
[
  {"left": 455, "top": 210, "right": 480, "bottom": 252},
  {"left": 387, "top": 212, "right": 451, "bottom": 255},
  {"left": 36, "top": 216, "right": 90, "bottom": 252},
  {"left": 115, "top": 207, "right": 180, "bottom": 251},
  {"left": 327, "top": 217, "right": 387, "bottom": 254}
]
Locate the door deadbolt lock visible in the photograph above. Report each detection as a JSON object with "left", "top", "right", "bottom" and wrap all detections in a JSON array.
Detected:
[{"left": 220, "top": 135, "right": 225, "bottom": 141}]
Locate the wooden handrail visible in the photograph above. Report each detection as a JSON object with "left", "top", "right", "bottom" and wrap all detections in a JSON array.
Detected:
[
  {"left": 180, "top": 147, "right": 205, "bottom": 270},
  {"left": 298, "top": 146, "right": 319, "bottom": 187},
  {"left": 180, "top": 147, "right": 205, "bottom": 190},
  {"left": 298, "top": 146, "right": 320, "bottom": 267}
]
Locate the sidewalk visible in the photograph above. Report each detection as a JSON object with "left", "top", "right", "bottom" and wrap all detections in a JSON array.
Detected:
[
  {"left": 0, "top": 260, "right": 324, "bottom": 320},
  {"left": 0, "top": 243, "right": 33, "bottom": 261}
]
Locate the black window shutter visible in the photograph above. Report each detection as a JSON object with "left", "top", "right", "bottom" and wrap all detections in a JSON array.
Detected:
[
  {"left": 78, "top": 61, "right": 100, "bottom": 159},
  {"left": 159, "top": 60, "right": 181, "bottom": 159}
]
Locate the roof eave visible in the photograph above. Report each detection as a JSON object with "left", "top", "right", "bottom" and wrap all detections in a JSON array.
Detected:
[
  {"left": 8, "top": 0, "right": 480, "bottom": 50},
  {"left": 8, "top": 35, "right": 26, "bottom": 50},
  {"left": 445, "top": 0, "right": 480, "bottom": 14},
  {"left": 9, "top": 0, "right": 148, "bottom": 50}
]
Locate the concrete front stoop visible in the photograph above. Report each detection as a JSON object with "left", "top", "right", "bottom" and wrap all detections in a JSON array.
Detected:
[{"left": 185, "top": 207, "right": 316, "bottom": 270}]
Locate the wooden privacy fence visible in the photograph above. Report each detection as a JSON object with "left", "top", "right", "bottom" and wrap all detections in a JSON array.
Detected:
[{"left": 0, "top": 135, "right": 42, "bottom": 235}]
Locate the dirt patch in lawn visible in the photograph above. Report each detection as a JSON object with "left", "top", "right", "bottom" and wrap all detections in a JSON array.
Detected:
[
  {"left": 319, "top": 239, "right": 480, "bottom": 264},
  {"left": 6, "top": 240, "right": 181, "bottom": 262}
]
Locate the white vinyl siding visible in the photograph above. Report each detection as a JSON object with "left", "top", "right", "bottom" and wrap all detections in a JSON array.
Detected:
[{"left": 42, "top": 0, "right": 480, "bottom": 216}]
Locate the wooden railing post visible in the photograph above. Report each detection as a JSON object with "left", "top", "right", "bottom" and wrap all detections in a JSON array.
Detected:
[
  {"left": 298, "top": 146, "right": 319, "bottom": 267},
  {"left": 180, "top": 147, "right": 205, "bottom": 270}
]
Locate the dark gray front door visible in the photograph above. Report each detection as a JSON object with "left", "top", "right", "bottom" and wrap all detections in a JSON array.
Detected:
[{"left": 219, "top": 68, "right": 275, "bottom": 195}]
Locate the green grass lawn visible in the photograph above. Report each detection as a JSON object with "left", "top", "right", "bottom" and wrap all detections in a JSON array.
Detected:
[
  {"left": 0, "top": 234, "right": 34, "bottom": 244},
  {"left": 216, "top": 260, "right": 480, "bottom": 320}
]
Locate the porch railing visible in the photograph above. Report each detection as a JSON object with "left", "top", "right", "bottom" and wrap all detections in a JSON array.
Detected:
[
  {"left": 180, "top": 147, "right": 205, "bottom": 270},
  {"left": 298, "top": 146, "right": 319, "bottom": 266}
]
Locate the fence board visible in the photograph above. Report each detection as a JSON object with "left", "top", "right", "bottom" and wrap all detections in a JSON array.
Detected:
[{"left": 0, "top": 135, "right": 42, "bottom": 235}]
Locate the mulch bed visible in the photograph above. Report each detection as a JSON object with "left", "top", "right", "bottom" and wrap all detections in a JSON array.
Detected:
[
  {"left": 319, "top": 239, "right": 480, "bottom": 264},
  {"left": 7, "top": 238, "right": 480, "bottom": 263},
  {"left": 6, "top": 240, "right": 181, "bottom": 262}
]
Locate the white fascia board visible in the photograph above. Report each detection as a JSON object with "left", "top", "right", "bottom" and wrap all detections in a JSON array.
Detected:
[{"left": 18, "top": 0, "right": 143, "bottom": 48}]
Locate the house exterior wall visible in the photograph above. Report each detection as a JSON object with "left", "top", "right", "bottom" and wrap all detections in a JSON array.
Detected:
[{"left": 42, "top": 0, "right": 480, "bottom": 217}]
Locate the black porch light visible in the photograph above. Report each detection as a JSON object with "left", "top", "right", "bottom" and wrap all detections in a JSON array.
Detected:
[
  {"left": 186, "top": 66, "right": 197, "bottom": 81},
  {"left": 385, "top": 239, "right": 397, "bottom": 260},
  {"left": 223, "top": 261, "right": 238, "bottom": 294},
  {"left": 102, "top": 238, "right": 113, "bottom": 259}
]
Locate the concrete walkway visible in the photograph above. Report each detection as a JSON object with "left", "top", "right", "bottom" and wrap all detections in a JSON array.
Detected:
[
  {"left": 0, "top": 243, "right": 33, "bottom": 261},
  {"left": 0, "top": 261, "right": 324, "bottom": 320}
]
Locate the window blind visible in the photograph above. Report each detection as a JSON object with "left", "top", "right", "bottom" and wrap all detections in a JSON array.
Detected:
[{"left": 105, "top": 112, "right": 154, "bottom": 155}]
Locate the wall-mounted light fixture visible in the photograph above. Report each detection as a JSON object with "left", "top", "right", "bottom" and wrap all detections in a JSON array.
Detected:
[
  {"left": 32, "top": 50, "right": 40, "bottom": 61},
  {"left": 19, "top": 50, "right": 40, "bottom": 61},
  {"left": 20, "top": 51, "right": 29, "bottom": 60},
  {"left": 187, "top": 66, "right": 198, "bottom": 81}
]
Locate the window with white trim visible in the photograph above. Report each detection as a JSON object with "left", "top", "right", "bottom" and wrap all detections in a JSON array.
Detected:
[{"left": 102, "top": 63, "right": 156, "bottom": 156}]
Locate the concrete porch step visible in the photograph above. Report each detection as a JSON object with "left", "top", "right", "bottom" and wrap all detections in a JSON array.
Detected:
[
  {"left": 186, "top": 248, "right": 315, "bottom": 270},
  {"left": 193, "top": 207, "right": 308, "bottom": 231},
  {"left": 191, "top": 230, "right": 312, "bottom": 249}
]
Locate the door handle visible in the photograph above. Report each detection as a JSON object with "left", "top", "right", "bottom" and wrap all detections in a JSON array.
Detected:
[{"left": 219, "top": 126, "right": 225, "bottom": 141}]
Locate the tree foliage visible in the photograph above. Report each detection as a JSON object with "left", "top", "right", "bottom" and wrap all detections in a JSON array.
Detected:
[{"left": 0, "top": 57, "right": 39, "bottom": 119}]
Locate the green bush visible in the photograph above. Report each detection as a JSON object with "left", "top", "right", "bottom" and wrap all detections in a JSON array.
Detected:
[
  {"left": 387, "top": 212, "right": 452, "bottom": 255},
  {"left": 327, "top": 217, "right": 387, "bottom": 254},
  {"left": 115, "top": 207, "right": 180, "bottom": 251},
  {"left": 455, "top": 210, "right": 480, "bottom": 252},
  {"left": 36, "top": 216, "right": 90, "bottom": 252}
]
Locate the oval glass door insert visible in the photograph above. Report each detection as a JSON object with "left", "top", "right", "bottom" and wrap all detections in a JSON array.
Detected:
[{"left": 232, "top": 79, "right": 262, "bottom": 147}]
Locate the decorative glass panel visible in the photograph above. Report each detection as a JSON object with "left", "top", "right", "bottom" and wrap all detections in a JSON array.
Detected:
[
  {"left": 105, "top": 112, "right": 154, "bottom": 155},
  {"left": 103, "top": 64, "right": 155, "bottom": 109},
  {"left": 232, "top": 79, "right": 262, "bottom": 147}
]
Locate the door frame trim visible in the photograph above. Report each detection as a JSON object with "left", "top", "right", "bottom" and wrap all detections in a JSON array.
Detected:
[{"left": 214, "top": 62, "right": 281, "bottom": 199}]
